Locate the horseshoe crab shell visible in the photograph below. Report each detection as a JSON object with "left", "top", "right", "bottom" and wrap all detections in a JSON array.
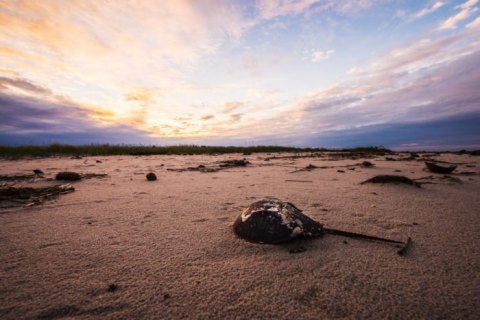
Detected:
[{"left": 233, "top": 198, "right": 324, "bottom": 244}]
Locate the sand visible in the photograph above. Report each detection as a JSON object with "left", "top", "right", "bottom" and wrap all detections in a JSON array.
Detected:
[{"left": 0, "top": 152, "right": 479, "bottom": 319}]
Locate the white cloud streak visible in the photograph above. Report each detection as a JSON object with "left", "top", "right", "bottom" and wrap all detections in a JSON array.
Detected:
[
  {"left": 413, "top": 1, "right": 445, "bottom": 19},
  {"left": 438, "top": 0, "right": 478, "bottom": 30},
  {"left": 311, "top": 49, "right": 335, "bottom": 62}
]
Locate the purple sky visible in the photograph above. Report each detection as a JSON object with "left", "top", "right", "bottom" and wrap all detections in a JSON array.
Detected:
[{"left": 1, "top": 1, "right": 480, "bottom": 150}]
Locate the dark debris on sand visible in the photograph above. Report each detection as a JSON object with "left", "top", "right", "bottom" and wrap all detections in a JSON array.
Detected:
[
  {"left": 425, "top": 161, "right": 457, "bottom": 174},
  {"left": 56, "top": 172, "right": 81, "bottom": 181},
  {"left": 0, "top": 184, "right": 75, "bottom": 208},
  {"left": 168, "top": 159, "right": 250, "bottom": 173},
  {"left": 146, "top": 172, "right": 157, "bottom": 181},
  {"left": 0, "top": 174, "right": 38, "bottom": 182},
  {"left": 360, "top": 175, "right": 421, "bottom": 188}
]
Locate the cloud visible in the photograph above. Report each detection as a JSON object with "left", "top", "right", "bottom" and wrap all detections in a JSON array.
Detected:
[
  {"left": 282, "top": 29, "right": 480, "bottom": 138},
  {"left": 255, "top": 0, "right": 377, "bottom": 20},
  {"left": 311, "top": 49, "right": 335, "bottom": 62},
  {"left": 0, "top": 76, "right": 52, "bottom": 95},
  {"left": 222, "top": 102, "right": 245, "bottom": 113},
  {"left": 0, "top": 90, "right": 161, "bottom": 145},
  {"left": 201, "top": 114, "right": 214, "bottom": 121},
  {"left": 412, "top": 1, "right": 445, "bottom": 20},
  {"left": 255, "top": 0, "right": 319, "bottom": 19},
  {"left": 438, "top": 0, "right": 478, "bottom": 30},
  {"left": 466, "top": 15, "right": 480, "bottom": 28},
  {"left": 302, "top": 112, "right": 480, "bottom": 150}
]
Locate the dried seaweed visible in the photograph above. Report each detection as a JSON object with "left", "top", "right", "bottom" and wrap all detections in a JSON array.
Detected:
[
  {"left": 168, "top": 159, "right": 250, "bottom": 173},
  {"left": 415, "top": 175, "right": 462, "bottom": 184},
  {"left": 360, "top": 175, "right": 421, "bottom": 188},
  {"left": 81, "top": 173, "right": 108, "bottom": 179},
  {"left": 218, "top": 159, "right": 250, "bottom": 167},
  {"left": 0, "top": 174, "right": 38, "bottom": 182},
  {"left": 0, "top": 184, "right": 75, "bottom": 208}
]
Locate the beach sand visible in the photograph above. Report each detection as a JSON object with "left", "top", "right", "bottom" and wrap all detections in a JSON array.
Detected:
[{"left": 0, "top": 152, "right": 479, "bottom": 319}]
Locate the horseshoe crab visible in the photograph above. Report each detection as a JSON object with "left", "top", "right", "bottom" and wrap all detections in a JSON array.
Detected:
[
  {"left": 233, "top": 198, "right": 411, "bottom": 254},
  {"left": 425, "top": 161, "right": 457, "bottom": 174}
]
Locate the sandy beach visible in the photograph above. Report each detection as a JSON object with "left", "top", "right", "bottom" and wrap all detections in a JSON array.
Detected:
[{"left": 1, "top": 152, "right": 479, "bottom": 319}]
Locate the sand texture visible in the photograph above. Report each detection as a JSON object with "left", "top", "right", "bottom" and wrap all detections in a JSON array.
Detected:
[{"left": 1, "top": 152, "right": 479, "bottom": 319}]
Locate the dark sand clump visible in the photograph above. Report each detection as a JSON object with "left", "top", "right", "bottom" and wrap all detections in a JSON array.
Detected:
[
  {"left": 56, "top": 172, "right": 81, "bottom": 181},
  {"left": 360, "top": 175, "right": 421, "bottom": 188},
  {"left": 146, "top": 172, "right": 157, "bottom": 181}
]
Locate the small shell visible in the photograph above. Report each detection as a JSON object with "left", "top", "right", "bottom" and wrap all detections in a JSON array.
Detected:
[{"left": 233, "top": 198, "right": 324, "bottom": 244}]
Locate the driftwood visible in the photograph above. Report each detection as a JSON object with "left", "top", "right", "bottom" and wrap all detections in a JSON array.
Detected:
[
  {"left": 0, "top": 184, "right": 75, "bottom": 207},
  {"left": 360, "top": 175, "right": 421, "bottom": 188}
]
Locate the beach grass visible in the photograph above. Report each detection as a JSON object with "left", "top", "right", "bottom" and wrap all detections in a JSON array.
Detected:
[{"left": 0, "top": 144, "right": 392, "bottom": 158}]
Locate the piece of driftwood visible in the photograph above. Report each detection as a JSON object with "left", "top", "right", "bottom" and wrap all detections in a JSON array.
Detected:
[
  {"left": 0, "top": 184, "right": 75, "bottom": 207},
  {"left": 425, "top": 162, "right": 457, "bottom": 174},
  {"left": 360, "top": 175, "right": 421, "bottom": 188}
]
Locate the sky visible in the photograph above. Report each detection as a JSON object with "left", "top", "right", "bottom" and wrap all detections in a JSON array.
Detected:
[{"left": 1, "top": 0, "right": 480, "bottom": 150}]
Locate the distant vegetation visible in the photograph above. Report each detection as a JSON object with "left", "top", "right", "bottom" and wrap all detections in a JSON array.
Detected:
[{"left": 0, "top": 144, "right": 393, "bottom": 158}]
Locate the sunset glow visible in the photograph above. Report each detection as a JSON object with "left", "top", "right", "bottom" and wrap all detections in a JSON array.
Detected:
[{"left": 1, "top": 0, "right": 479, "bottom": 149}]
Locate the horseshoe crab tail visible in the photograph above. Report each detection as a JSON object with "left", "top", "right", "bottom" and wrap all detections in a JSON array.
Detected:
[{"left": 324, "top": 228, "right": 404, "bottom": 244}]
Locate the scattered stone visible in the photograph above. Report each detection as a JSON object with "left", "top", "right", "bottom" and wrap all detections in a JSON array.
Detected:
[
  {"left": 385, "top": 157, "right": 396, "bottom": 161},
  {"left": 337, "top": 170, "right": 345, "bottom": 173},
  {"left": 33, "top": 169, "right": 44, "bottom": 175},
  {"left": 55, "top": 172, "right": 81, "bottom": 181},
  {"left": 361, "top": 161, "right": 374, "bottom": 167},
  {"left": 107, "top": 284, "right": 118, "bottom": 292},
  {"left": 425, "top": 162, "right": 457, "bottom": 174},
  {"left": 95, "top": 160, "right": 102, "bottom": 163},
  {"left": 163, "top": 293, "right": 171, "bottom": 300},
  {"left": 360, "top": 175, "right": 421, "bottom": 188},
  {"left": 146, "top": 172, "right": 157, "bottom": 181},
  {"left": 289, "top": 246, "right": 307, "bottom": 254}
]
